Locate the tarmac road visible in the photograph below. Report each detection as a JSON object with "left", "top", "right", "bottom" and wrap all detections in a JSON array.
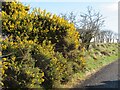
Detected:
[{"left": 73, "top": 60, "right": 120, "bottom": 89}]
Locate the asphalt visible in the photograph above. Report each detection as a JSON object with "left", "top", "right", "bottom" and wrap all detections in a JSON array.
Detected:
[{"left": 72, "top": 60, "right": 120, "bottom": 89}]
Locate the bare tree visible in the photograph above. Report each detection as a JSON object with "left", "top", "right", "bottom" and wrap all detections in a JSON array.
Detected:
[
  {"left": 95, "top": 30, "right": 109, "bottom": 43},
  {"left": 96, "top": 30, "right": 105, "bottom": 43},
  {"left": 59, "top": 7, "right": 105, "bottom": 50},
  {"left": 59, "top": 11, "right": 78, "bottom": 27},
  {"left": 78, "top": 6, "right": 105, "bottom": 50},
  {"left": 113, "top": 32, "right": 118, "bottom": 43},
  {"left": 104, "top": 30, "right": 114, "bottom": 43},
  {"left": 59, "top": 13, "right": 68, "bottom": 20}
]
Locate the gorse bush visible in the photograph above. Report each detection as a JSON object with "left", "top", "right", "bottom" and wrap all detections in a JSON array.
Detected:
[
  {"left": 2, "top": 1, "right": 85, "bottom": 89},
  {"left": 1, "top": 36, "right": 44, "bottom": 88},
  {"left": 2, "top": 1, "right": 80, "bottom": 53}
]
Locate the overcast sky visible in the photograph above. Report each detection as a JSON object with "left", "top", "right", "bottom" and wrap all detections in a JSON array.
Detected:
[{"left": 20, "top": 0, "right": 118, "bottom": 33}]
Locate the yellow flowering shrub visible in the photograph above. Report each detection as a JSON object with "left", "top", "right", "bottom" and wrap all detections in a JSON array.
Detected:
[
  {"left": 2, "top": 1, "right": 85, "bottom": 89},
  {"left": 1, "top": 36, "right": 44, "bottom": 88},
  {"left": 2, "top": 1, "right": 80, "bottom": 52}
]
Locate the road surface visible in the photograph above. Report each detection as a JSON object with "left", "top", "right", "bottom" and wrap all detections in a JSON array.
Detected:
[{"left": 73, "top": 60, "right": 120, "bottom": 89}]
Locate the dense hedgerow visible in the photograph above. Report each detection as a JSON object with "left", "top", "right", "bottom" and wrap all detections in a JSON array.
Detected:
[{"left": 1, "top": 1, "right": 85, "bottom": 89}]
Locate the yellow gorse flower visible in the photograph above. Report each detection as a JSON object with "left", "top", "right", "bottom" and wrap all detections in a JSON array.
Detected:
[
  {"left": 0, "top": 61, "right": 2, "bottom": 65},
  {"left": 1, "top": 68, "right": 5, "bottom": 74},
  {"left": 10, "top": 24, "right": 14, "bottom": 29},
  {"left": 3, "top": 65, "right": 8, "bottom": 70},
  {"left": 2, "top": 45, "right": 7, "bottom": 50},
  {"left": 3, "top": 58, "right": 7, "bottom": 61},
  {"left": 28, "top": 40, "right": 34, "bottom": 44},
  {"left": 11, "top": 56, "right": 16, "bottom": 61}
]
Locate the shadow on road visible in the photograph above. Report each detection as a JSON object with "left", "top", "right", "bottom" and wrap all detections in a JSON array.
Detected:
[
  {"left": 85, "top": 80, "right": 120, "bottom": 89},
  {"left": 70, "top": 80, "right": 120, "bottom": 90}
]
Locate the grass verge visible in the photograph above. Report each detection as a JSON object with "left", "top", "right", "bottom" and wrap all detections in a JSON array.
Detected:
[{"left": 61, "top": 43, "right": 119, "bottom": 88}]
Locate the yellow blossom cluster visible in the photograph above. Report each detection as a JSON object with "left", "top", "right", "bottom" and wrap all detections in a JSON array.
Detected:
[{"left": 1, "top": 1, "right": 85, "bottom": 89}]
